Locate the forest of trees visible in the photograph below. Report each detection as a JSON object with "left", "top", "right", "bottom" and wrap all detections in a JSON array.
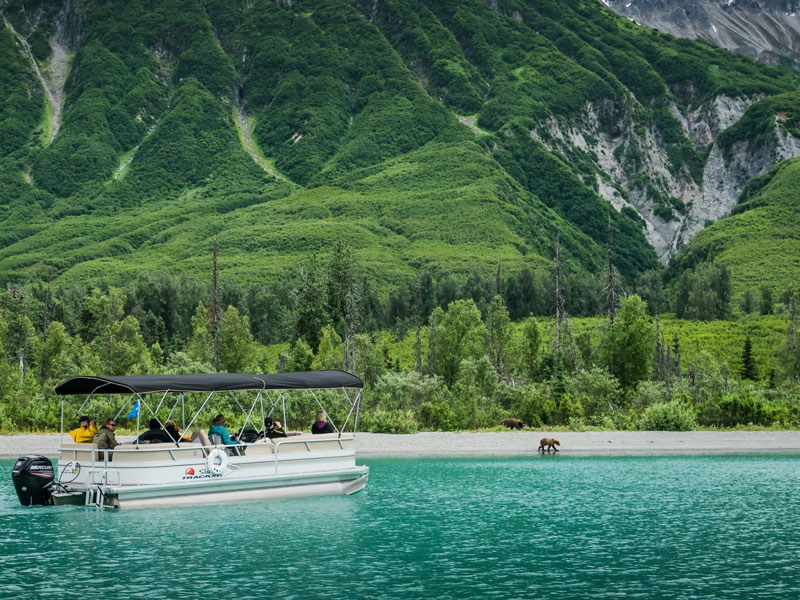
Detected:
[{"left": 0, "top": 240, "right": 798, "bottom": 433}]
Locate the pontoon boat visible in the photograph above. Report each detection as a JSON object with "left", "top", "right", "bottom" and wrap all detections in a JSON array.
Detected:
[{"left": 15, "top": 371, "right": 368, "bottom": 509}]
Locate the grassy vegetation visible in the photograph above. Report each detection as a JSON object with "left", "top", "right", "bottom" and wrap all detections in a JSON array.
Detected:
[
  {"left": 0, "top": 0, "right": 799, "bottom": 298},
  {"left": 0, "top": 28, "right": 43, "bottom": 158},
  {"left": 0, "top": 139, "right": 597, "bottom": 288}
]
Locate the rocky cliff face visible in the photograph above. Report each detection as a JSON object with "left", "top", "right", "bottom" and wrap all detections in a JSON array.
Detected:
[
  {"left": 687, "top": 120, "right": 800, "bottom": 239},
  {"left": 591, "top": 0, "right": 800, "bottom": 259},
  {"left": 604, "top": 0, "right": 800, "bottom": 68},
  {"left": 532, "top": 91, "right": 800, "bottom": 261}
]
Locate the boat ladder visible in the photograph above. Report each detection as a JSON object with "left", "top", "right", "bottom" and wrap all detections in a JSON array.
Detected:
[
  {"left": 84, "top": 485, "right": 110, "bottom": 508},
  {"left": 84, "top": 468, "right": 119, "bottom": 508}
]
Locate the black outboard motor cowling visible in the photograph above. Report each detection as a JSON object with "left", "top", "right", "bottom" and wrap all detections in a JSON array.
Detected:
[{"left": 12, "top": 455, "right": 55, "bottom": 506}]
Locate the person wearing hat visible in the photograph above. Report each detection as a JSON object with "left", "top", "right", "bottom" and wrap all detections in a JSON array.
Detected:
[
  {"left": 70, "top": 416, "right": 97, "bottom": 443},
  {"left": 135, "top": 418, "right": 172, "bottom": 444},
  {"left": 208, "top": 414, "right": 244, "bottom": 448},
  {"left": 261, "top": 416, "right": 287, "bottom": 439}
]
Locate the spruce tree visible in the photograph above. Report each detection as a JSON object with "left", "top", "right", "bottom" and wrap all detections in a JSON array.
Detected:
[
  {"left": 759, "top": 286, "right": 773, "bottom": 316},
  {"left": 740, "top": 336, "right": 757, "bottom": 381}
]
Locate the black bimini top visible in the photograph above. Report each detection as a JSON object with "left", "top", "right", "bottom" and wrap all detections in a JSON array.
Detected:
[{"left": 55, "top": 370, "right": 363, "bottom": 396}]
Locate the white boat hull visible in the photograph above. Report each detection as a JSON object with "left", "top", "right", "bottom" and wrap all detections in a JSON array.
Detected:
[{"left": 53, "top": 434, "right": 368, "bottom": 508}]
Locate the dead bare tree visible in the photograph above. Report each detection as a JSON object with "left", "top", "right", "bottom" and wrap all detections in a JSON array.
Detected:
[
  {"left": 211, "top": 239, "right": 219, "bottom": 373},
  {"left": 603, "top": 217, "right": 620, "bottom": 328},
  {"left": 553, "top": 231, "right": 576, "bottom": 369}
]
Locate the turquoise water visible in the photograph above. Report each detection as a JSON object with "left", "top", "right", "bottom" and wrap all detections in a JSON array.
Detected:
[{"left": 2, "top": 454, "right": 799, "bottom": 599}]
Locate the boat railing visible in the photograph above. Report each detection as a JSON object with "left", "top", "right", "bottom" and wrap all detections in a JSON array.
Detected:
[{"left": 58, "top": 433, "right": 355, "bottom": 469}]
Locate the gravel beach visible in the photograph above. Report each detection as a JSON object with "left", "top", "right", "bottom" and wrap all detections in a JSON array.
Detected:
[{"left": 2, "top": 430, "right": 800, "bottom": 459}]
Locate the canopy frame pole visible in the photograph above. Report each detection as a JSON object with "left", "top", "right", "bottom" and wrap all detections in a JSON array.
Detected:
[
  {"left": 153, "top": 390, "right": 169, "bottom": 416},
  {"left": 340, "top": 387, "right": 358, "bottom": 435},
  {"left": 263, "top": 391, "right": 274, "bottom": 417},
  {"left": 137, "top": 395, "right": 181, "bottom": 448},
  {"left": 74, "top": 381, "right": 114, "bottom": 417},
  {"left": 182, "top": 393, "right": 186, "bottom": 429},
  {"left": 308, "top": 389, "right": 337, "bottom": 433},
  {"left": 260, "top": 393, "right": 265, "bottom": 433},
  {"left": 165, "top": 394, "right": 181, "bottom": 422},
  {"left": 264, "top": 391, "right": 280, "bottom": 418},
  {"left": 60, "top": 398, "right": 65, "bottom": 445},
  {"left": 281, "top": 391, "right": 287, "bottom": 432},
  {"left": 241, "top": 390, "right": 263, "bottom": 439},
  {"left": 136, "top": 395, "right": 141, "bottom": 449},
  {"left": 261, "top": 391, "right": 282, "bottom": 428},
  {"left": 113, "top": 394, "right": 136, "bottom": 421},
  {"left": 353, "top": 389, "right": 362, "bottom": 434},
  {"left": 227, "top": 391, "right": 262, "bottom": 435},
  {"left": 164, "top": 394, "right": 186, "bottom": 446},
  {"left": 183, "top": 391, "right": 216, "bottom": 434},
  {"left": 166, "top": 392, "right": 186, "bottom": 425}
]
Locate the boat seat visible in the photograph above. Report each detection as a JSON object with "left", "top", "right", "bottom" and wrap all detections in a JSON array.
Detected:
[
  {"left": 243, "top": 441, "right": 275, "bottom": 456},
  {"left": 274, "top": 433, "right": 347, "bottom": 453},
  {"left": 59, "top": 443, "right": 100, "bottom": 463},
  {"left": 113, "top": 443, "right": 177, "bottom": 462},
  {"left": 192, "top": 429, "right": 211, "bottom": 445},
  {"left": 208, "top": 432, "right": 246, "bottom": 456}
]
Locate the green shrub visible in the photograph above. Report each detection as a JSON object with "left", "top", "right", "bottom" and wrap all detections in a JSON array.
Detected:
[
  {"left": 630, "top": 380, "right": 669, "bottom": 411},
  {"left": 419, "top": 398, "right": 457, "bottom": 430},
  {"left": 639, "top": 401, "right": 697, "bottom": 431},
  {"left": 359, "top": 408, "right": 419, "bottom": 433}
]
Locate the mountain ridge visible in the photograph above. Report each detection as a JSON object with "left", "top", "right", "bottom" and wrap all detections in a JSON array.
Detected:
[
  {"left": 605, "top": 0, "right": 800, "bottom": 69},
  {"left": 1, "top": 0, "right": 799, "bottom": 291}
]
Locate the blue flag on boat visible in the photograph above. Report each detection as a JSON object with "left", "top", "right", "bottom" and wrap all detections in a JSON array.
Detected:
[{"left": 126, "top": 399, "right": 140, "bottom": 418}]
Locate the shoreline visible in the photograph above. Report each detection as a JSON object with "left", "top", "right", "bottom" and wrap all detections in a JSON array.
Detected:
[{"left": 2, "top": 431, "right": 800, "bottom": 459}]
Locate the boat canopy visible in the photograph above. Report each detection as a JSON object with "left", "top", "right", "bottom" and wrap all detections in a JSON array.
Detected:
[{"left": 55, "top": 370, "right": 364, "bottom": 396}]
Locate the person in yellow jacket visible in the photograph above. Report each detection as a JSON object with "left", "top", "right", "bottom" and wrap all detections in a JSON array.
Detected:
[{"left": 70, "top": 416, "right": 97, "bottom": 443}]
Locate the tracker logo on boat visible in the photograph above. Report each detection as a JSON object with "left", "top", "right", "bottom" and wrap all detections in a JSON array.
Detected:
[{"left": 182, "top": 467, "right": 212, "bottom": 480}]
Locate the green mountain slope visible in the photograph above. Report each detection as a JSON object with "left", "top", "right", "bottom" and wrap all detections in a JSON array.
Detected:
[
  {"left": 667, "top": 158, "right": 800, "bottom": 299},
  {"left": 1, "top": 0, "right": 798, "bottom": 291}
]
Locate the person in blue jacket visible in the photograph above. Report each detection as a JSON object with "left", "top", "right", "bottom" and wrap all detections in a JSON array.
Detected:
[{"left": 208, "top": 414, "right": 243, "bottom": 447}]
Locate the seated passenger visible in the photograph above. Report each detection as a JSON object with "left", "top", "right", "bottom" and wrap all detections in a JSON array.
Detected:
[
  {"left": 70, "top": 415, "right": 97, "bottom": 443},
  {"left": 208, "top": 414, "right": 244, "bottom": 447},
  {"left": 311, "top": 410, "right": 334, "bottom": 435},
  {"left": 94, "top": 418, "right": 119, "bottom": 451},
  {"left": 262, "top": 416, "right": 287, "bottom": 439},
  {"left": 164, "top": 420, "right": 191, "bottom": 443},
  {"left": 135, "top": 418, "right": 173, "bottom": 444}
]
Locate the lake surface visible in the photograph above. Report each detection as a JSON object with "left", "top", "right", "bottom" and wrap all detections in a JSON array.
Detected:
[{"left": 2, "top": 454, "right": 799, "bottom": 599}]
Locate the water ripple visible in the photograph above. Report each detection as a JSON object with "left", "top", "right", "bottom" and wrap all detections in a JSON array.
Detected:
[{"left": 1, "top": 454, "right": 799, "bottom": 598}]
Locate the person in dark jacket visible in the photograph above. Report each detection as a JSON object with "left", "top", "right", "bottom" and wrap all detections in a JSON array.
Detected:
[
  {"left": 262, "top": 416, "right": 287, "bottom": 439},
  {"left": 94, "top": 419, "right": 119, "bottom": 451},
  {"left": 311, "top": 410, "right": 334, "bottom": 434},
  {"left": 136, "top": 418, "right": 172, "bottom": 444}
]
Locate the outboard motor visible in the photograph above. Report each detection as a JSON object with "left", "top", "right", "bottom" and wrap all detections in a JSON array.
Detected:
[{"left": 12, "top": 455, "right": 55, "bottom": 506}]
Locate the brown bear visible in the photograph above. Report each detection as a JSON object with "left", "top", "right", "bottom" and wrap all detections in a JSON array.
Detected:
[
  {"left": 500, "top": 418, "right": 525, "bottom": 430},
  {"left": 538, "top": 437, "right": 560, "bottom": 452}
]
